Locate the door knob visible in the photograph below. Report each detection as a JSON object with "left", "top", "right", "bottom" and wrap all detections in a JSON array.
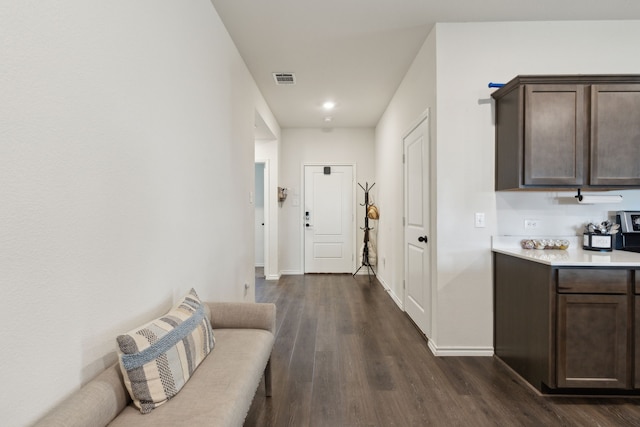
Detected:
[{"left": 418, "top": 235, "right": 428, "bottom": 243}]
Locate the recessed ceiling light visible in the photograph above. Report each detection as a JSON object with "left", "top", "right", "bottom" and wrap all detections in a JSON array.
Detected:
[{"left": 322, "top": 101, "right": 335, "bottom": 110}]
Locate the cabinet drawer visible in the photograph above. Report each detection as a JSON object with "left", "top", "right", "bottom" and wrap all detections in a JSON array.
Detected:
[{"left": 557, "top": 269, "right": 628, "bottom": 294}]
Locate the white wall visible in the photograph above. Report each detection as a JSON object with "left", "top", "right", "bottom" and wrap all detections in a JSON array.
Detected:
[
  {"left": 279, "top": 128, "right": 375, "bottom": 274},
  {"left": 375, "top": 20, "right": 640, "bottom": 355},
  {"left": 0, "top": 1, "right": 279, "bottom": 425},
  {"left": 375, "top": 30, "right": 437, "bottom": 312}
]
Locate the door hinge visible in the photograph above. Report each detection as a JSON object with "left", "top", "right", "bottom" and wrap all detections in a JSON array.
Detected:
[{"left": 402, "top": 154, "right": 405, "bottom": 164}]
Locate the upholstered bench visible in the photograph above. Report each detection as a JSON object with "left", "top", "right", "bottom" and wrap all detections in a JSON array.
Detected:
[{"left": 33, "top": 300, "right": 276, "bottom": 427}]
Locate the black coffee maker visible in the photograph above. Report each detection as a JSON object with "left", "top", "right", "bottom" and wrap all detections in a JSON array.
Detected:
[{"left": 615, "top": 211, "right": 640, "bottom": 252}]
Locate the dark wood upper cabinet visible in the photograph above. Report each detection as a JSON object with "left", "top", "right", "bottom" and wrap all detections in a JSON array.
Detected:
[
  {"left": 591, "top": 84, "right": 640, "bottom": 186},
  {"left": 523, "top": 84, "right": 586, "bottom": 186},
  {"left": 492, "top": 75, "right": 640, "bottom": 190}
]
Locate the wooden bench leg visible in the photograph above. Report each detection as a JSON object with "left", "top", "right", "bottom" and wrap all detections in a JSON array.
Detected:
[{"left": 264, "top": 358, "right": 272, "bottom": 397}]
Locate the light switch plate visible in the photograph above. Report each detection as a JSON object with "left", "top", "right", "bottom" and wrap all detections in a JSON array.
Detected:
[{"left": 475, "top": 212, "right": 486, "bottom": 228}]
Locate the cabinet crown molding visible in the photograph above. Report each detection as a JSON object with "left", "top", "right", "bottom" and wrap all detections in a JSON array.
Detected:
[{"left": 491, "top": 74, "right": 640, "bottom": 99}]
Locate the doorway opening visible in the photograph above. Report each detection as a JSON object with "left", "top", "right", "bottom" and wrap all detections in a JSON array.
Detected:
[{"left": 255, "top": 161, "right": 269, "bottom": 278}]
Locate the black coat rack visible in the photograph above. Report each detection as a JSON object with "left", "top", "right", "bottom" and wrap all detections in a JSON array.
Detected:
[{"left": 353, "top": 182, "right": 376, "bottom": 282}]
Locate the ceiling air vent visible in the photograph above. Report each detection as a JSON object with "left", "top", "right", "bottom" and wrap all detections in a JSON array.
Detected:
[{"left": 273, "top": 72, "right": 296, "bottom": 85}]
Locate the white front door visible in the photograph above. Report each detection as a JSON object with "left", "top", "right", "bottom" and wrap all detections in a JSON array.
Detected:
[
  {"left": 304, "top": 165, "right": 354, "bottom": 273},
  {"left": 403, "top": 113, "right": 432, "bottom": 337}
]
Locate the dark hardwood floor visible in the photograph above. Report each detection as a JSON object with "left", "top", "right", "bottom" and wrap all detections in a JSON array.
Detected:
[{"left": 245, "top": 272, "right": 640, "bottom": 426}]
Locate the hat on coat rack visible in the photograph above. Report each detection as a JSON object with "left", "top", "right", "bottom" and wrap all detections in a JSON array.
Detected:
[{"left": 367, "top": 204, "right": 379, "bottom": 220}]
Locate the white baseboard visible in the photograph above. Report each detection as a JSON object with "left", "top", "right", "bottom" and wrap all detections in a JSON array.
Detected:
[
  {"left": 282, "top": 269, "right": 378, "bottom": 276},
  {"left": 353, "top": 266, "right": 377, "bottom": 275},
  {"left": 376, "top": 274, "right": 389, "bottom": 289},
  {"left": 279, "top": 270, "right": 303, "bottom": 275},
  {"left": 265, "top": 274, "right": 280, "bottom": 281},
  {"left": 255, "top": 263, "right": 264, "bottom": 268},
  {"left": 376, "top": 275, "right": 403, "bottom": 310},
  {"left": 428, "top": 341, "right": 494, "bottom": 357}
]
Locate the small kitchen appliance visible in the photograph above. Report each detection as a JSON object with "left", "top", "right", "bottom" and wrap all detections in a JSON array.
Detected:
[
  {"left": 615, "top": 211, "right": 640, "bottom": 252},
  {"left": 583, "top": 221, "right": 618, "bottom": 252}
]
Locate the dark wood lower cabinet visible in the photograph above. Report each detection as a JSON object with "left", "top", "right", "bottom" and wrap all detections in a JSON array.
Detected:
[
  {"left": 636, "top": 294, "right": 640, "bottom": 388},
  {"left": 557, "top": 293, "right": 629, "bottom": 389},
  {"left": 494, "top": 254, "right": 554, "bottom": 390},
  {"left": 494, "top": 252, "right": 637, "bottom": 393}
]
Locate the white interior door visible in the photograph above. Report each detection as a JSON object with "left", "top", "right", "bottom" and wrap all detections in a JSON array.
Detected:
[
  {"left": 403, "top": 113, "right": 432, "bottom": 337},
  {"left": 304, "top": 165, "right": 354, "bottom": 273},
  {"left": 254, "top": 163, "right": 265, "bottom": 267}
]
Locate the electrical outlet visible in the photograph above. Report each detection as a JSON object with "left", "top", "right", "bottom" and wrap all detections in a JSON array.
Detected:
[
  {"left": 475, "top": 212, "right": 486, "bottom": 228},
  {"left": 524, "top": 219, "right": 540, "bottom": 229}
]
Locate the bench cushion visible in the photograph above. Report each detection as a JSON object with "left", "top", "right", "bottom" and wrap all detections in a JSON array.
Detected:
[{"left": 109, "top": 328, "right": 274, "bottom": 427}]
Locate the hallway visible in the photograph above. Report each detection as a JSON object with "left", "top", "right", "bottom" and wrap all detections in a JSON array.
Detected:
[{"left": 245, "top": 273, "right": 640, "bottom": 426}]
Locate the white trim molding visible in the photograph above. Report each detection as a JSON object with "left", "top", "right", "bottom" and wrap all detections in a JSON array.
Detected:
[
  {"left": 280, "top": 269, "right": 303, "bottom": 276},
  {"left": 427, "top": 341, "right": 494, "bottom": 357},
  {"left": 376, "top": 275, "right": 403, "bottom": 310}
]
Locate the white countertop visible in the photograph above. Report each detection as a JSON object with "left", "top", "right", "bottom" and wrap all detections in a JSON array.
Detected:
[{"left": 492, "top": 236, "right": 640, "bottom": 267}]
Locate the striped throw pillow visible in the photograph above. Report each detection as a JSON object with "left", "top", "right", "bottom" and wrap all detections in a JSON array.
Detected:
[{"left": 116, "top": 288, "right": 215, "bottom": 414}]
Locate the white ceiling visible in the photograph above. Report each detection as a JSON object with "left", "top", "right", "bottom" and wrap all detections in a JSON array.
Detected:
[{"left": 210, "top": 0, "right": 640, "bottom": 129}]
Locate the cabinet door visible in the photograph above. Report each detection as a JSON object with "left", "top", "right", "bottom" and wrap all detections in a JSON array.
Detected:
[
  {"left": 557, "top": 294, "right": 630, "bottom": 389},
  {"left": 494, "top": 254, "right": 554, "bottom": 390},
  {"left": 636, "top": 294, "right": 640, "bottom": 388},
  {"left": 524, "top": 85, "right": 586, "bottom": 186},
  {"left": 591, "top": 84, "right": 640, "bottom": 186}
]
